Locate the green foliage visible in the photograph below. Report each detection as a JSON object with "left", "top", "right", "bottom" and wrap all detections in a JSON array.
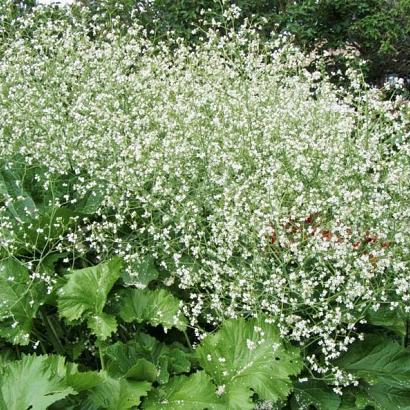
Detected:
[
  {"left": 0, "top": 160, "right": 82, "bottom": 257},
  {"left": 366, "top": 304, "right": 407, "bottom": 336},
  {"left": 0, "top": 355, "right": 76, "bottom": 410},
  {"left": 143, "top": 371, "right": 223, "bottom": 410},
  {"left": 291, "top": 380, "right": 341, "bottom": 410},
  {"left": 104, "top": 333, "right": 191, "bottom": 384},
  {"left": 0, "top": 3, "right": 409, "bottom": 408},
  {"left": 197, "top": 317, "right": 303, "bottom": 406},
  {"left": 280, "top": 0, "right": 410, "bottom": 81},
  {"left": 337, "top": 334, "right": 410, "bottom": 409},
  {"left": 337, "top": 334, "right": 410, "bottom": 386},
  {"left": 0, "top": 163, "right": 37, "bottom": 221},
  {"left": 0, "top": 258, "right": 42, "bottom": 345},
  {"left": 58, "top": 257, "right": 123, "bottom": 340},
  {"left": 0, "top": 353, "right": 150, "bottom": 410},
  {"left": 84, "top": 374, "right": 151, "bottom": 410},
  {"left": 116, "top": 288, "right": 187, "bottom": 331}
]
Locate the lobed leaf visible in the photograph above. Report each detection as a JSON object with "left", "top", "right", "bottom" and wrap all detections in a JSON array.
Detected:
[
  {"left": 116, "top": 288, "right": 187, "bottom": 331},
  {"left": 337, "top": 334, "right": 410, "bottom": 387},
  {"left": 143, "top": 371, "right": 224, "bottom": 410},
  {"left": 196, "top": 316, "right": 302, "bottom": 407},
  {"left": 0, "top": 355, "right": 75, "bottom": 410},
  {"left": 338, "top": 334, "right": 410, "bottom": 409},
  {"left": 104, "top": 333, "right": 191, "bottom": 384},
  {"left": 85, "top": 373, "right": 151, "bottom": 410},
  {"left": 58, "top": 257, "right": 123, "bottom": 339}
]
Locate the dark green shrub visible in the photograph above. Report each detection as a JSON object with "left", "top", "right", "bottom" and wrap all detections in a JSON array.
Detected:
[
  {"left": 2, "top": 0, "right": 409, "bottom": 84},
  {"left": 280, "top": 0, "right": 410, "bottom": 83}
]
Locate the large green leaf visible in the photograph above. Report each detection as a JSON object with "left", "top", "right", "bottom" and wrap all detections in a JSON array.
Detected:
[
  {"left": 366, "top": 383, "right": 410, "bottom": 410},
  {"left": 221, "top": 384, "right": 254, "bottom": 410},
  {"left": 85, "top": 373, "right": 151, "bottom": 410},
  {"left": 338, "top": 334, "right": 410, "bottom": 409},
  {"left": 196, "top": 317, "right": 302, "bottom": 407},
  {"left": 337, "top": 334, "right": 410, "bottom": 387},
  {"left": 65, "top": 370, "right": 104, "bottom": 392},
  {"left": 58, "top": 257, "right": 123, "bottom": 340},
  {"left": 291, "top": 380, "right": 341, "bottom": 410},
  {"left": 0, "top": 257, "right": 43, "bottom": 345},
  {"left": 116, "top": 288, "right": 187, "bottom": 331},
  {"left": 143, "top": 371, "right": 224, "bottom": 409},
  {"left": 340, "top": 384, "right": 410, "bottom": 410},
  {"left": 104, "top": 333, "right": 191, "bottom": 384},
  {"left": 366, "top": 305, "right": 407, "bottom": 336},
  {"left": 0, "top": 355, "right": 75, "bottom": 410},
  {"left": 87, "top": 312, "right": 118, "bottom": 341}
]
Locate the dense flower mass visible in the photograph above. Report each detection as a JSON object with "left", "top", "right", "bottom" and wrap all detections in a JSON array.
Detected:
[{"left": 0, "top": 5, "right": 409, "bottom": 389}]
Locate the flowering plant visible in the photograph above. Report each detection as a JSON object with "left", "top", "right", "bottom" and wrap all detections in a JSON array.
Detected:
[{"left": 0, "top": 3, "right": 409, "bottom": 408}]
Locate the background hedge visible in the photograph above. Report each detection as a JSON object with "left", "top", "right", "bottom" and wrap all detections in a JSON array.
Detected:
[{"left": 2, "top": 0, "right": 410, "bottom": 84}]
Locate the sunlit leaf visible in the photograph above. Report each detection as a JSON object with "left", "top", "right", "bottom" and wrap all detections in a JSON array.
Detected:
[
  {"left": 85, "top": 373, "right": 151, "bottom": 410},
  {"left": 197, "top": 316, "right": 302, "bottom": 406},
  {"left": 58, "top": 257, "right": 122, "bottom": 339},
  {"left": 0, "top": 355, "right": 75, "bottom": 410},
  {"left": 116, "top": 288, "right": 187, "bottom": 331},
  {"left": 143, "top": 371, "right": 224, "bottom": 409}
]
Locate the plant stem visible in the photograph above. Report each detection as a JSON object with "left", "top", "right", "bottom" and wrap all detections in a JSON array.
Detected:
[
  {"left": 183, "top": 330, "right": 193, "bottom": 351},
  {"left": 99, "top": 345, "right": 105, "bottom": 371},
  {"left": 40, "top": 310, "right": 65, "bottom": 355}
]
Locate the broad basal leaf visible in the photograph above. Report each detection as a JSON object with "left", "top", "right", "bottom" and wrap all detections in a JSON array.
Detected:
[
  {"left": 338, "top": 334, "right": 410, "bottom": 409},
  {"left": 366, "top": 383, "right": 410, "bottom": 410},
  {"left": 0, "top": 355, "right": 75, "bottom": 410},
  {"left": 291, "top": 380, "right": 341, "bottom": 410},
  {"left": 0, "top": 257, "right": 42, "bottom": 345},
  {"left": 85, "top": 373, "right": 151, "bottom": 410},
  {"left": 366, "top": 305, "right": 407, "bottom": 336},
  {"left": 221, "top": 384, "right": 254, "bottom": 410},
  {"left": 58, "top": 257, "right": 123, "bottom": 340},
  {"left": 143, "top": 371, "right": 224, "bottom": 410},
  {"left": 197, "top": 316, "right": 302, "bottom": 407},
  {"left": 124, "top": 358, "right": 158, "bottom": 382},
  {"left": 116, "top": 288, "right": 187, "bottom": 331},
  {"left": 339, "top": 384, "right": 410, "bottom": 410},
  {"left": 337, "top": 334, "right": 410, "bottom": 387},
  {"left": 87, "top": 312, "right": 118, "bottom": 341},
  {"left": 104, "top": 333, "right": 191, "bottom": 384},
  {"left": 65, "top": 370, "right": 104, "bottom": 392}
]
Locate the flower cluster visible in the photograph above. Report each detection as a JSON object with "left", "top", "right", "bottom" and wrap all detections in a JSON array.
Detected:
[{"left": 0, "top": 6, "right": 409, "bottom": 384}]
